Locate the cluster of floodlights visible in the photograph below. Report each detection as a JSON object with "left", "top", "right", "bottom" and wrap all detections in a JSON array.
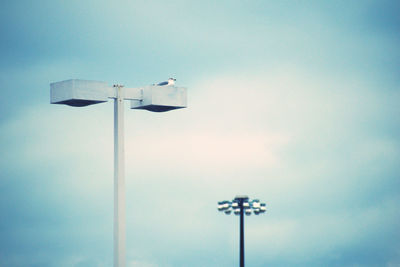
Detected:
[
  {"left": 218, "top": 195, "right": 266, "bottom": 267},
  {"left": 218, "top": 197, "right": 267, "bottom": 215}
]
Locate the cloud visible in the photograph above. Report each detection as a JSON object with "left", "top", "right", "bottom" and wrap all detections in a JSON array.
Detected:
[
  {"left": 0, "top": 0, "right": 398, "bottom": 266},
  {"left": 1, "top": 65, "right": 399, "bottom": 266}
]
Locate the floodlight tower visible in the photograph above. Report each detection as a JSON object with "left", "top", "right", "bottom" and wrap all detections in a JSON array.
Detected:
[
  {"left": 50, "top": 79, "right": 187, "bottom": 267},
  {"left": 218, "top": 195, "right": 267, "bottom": 267}
]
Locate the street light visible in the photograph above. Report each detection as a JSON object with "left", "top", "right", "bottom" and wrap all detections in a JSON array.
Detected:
[
  {"left": 218, "top": 195, "right": 267, "bottom": 267},
  {"left": 50, "top": 79, "right": 187, "bottom": 267}
]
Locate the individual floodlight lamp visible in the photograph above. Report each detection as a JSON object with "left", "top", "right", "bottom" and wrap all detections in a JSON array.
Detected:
[
  {"left": 217, "top": 195, "right": 267, "bottom": 267},
  {"left": 50, "top": 79, "right": 187, "bottom": 267}
]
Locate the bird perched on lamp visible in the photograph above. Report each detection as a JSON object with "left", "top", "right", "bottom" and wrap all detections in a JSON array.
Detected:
[{"left": 156, "top": 78, "right": 176, "bottom": 86}]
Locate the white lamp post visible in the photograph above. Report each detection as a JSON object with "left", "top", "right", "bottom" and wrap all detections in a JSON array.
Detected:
[{"left": 50, "top": 79, "right": 187, "bottom": 267}]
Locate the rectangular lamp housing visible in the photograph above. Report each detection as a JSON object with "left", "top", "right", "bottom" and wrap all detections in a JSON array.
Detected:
[
  {"left": 50, "top": 79, "right": 110, "bottom": 107},
  {"left": 131, "top": 85, "right": 187, "bottom": 112}
]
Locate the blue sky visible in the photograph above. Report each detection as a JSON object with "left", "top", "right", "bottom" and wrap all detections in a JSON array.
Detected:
[{"left": 0, "top": 0, "right": 399, "bottom": 266}]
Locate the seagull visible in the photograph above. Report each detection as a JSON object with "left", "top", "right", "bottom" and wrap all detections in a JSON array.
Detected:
[{"left": 156, "top": 78, "right": 176, "bottom": 86}]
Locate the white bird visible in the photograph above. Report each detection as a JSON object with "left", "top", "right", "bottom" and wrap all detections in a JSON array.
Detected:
[{"left": 156, "top": 78, "right": 176, "bottom": 86}]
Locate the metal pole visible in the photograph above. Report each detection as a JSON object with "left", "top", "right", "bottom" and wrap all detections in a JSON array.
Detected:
[
  {"left": 240, "top": 201, "right": 244, "bottom": 267},
  {"left": 114, "top": 85, "right": 126, "bottom": 267}
]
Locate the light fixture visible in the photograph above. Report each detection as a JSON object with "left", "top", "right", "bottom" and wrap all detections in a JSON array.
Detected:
[
  {"left": 51, "top": 79, "right": 187, "bottom": 267},
  {"left": 217, "top": 195, "right": 267, "bottom": 267}
]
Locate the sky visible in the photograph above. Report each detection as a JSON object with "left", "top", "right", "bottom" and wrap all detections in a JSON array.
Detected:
[{"left": 0, "top": 0, "right": 399, "bottom": 266}]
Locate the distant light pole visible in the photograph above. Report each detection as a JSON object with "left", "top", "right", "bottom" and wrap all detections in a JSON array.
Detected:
[
  {"left": 218, "top": 195, "right": 267, "bottom": 267},
  {"left": 50, "top": 79, "right": 187, "bottom": 267}
]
